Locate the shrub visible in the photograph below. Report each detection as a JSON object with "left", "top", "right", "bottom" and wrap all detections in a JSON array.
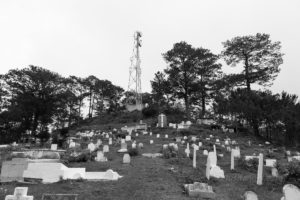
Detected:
[
  {"left": 278, "top": 160, "right": 300, "bottom": 188},
  {"left": 128, "top": 148, "right": 139, "bottom": 157},
  {"left": 237, "top": 157, "right": 258, "bottom": 173},
  {"left": 162, "top": 146, "right": 178, "bottom": 159}
]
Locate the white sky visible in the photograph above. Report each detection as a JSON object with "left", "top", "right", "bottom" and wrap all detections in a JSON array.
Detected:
[{"left": 0, "top": 0, "right": 299, "bottom": 97}]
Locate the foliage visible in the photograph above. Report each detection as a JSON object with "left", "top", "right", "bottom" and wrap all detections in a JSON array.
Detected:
[
  {"left": 161, "top": 145, "right": 178, "bottom": 159},
  {"left": 277, "top": 161, "right": 300, "bottom": 188},
  {"left": 237, "top": 157, "right": 258, "bottom": 173},
  {"left": 128, "top": 148, "right": 139, "bottom": 157}
]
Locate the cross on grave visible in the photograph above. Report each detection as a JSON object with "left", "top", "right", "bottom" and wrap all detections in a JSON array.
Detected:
[{"left": 5, "top": 187, "right": 33, "bottom": 200}]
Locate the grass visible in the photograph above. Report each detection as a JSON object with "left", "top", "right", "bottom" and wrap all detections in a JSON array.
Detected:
[{"left": 0, "top": 126, "right": 289, "bottom": 200}]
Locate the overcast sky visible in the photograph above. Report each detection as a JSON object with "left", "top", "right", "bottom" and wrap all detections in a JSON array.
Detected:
[{"left": 0, "top": 0, "right": 299, "bottom": 97}]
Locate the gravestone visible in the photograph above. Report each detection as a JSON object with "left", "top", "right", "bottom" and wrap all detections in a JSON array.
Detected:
[
  {"left": 203, "top": 150, "right": 208, "bottom": 156},
  {"left": 87, "top": 143, "right": 96, "bottom": 152},
  {"left": 42, "top": 194, "right": 78, "bottom": 200},
  {"left": 206, "top": 156, "right": 211, "bottom": 180},
  {"left": 125, "top": 135, "right": 131, "bottom": 141},
  {"left": 156, "top": 134, "right": 160, "bottom": 138},
  {"left": 185, "top": 143, "right": 190, "bottom": 157},
  {"left": 231, "top": 149, "right": 234, "bottom": 170},
  {"left": 103, "top": 145, "right": 109, "bottom": 153},
  {"left": 281, "top": 184, "right": 300, "bottom": 200},
  {"left": 193, "top": 147, "right": 197, "bottom": 168},
  {"left": 95, "top": 151, "right": 107, "bottom": 162},
  {"left": 158, "top": 113, "right": 167, "bottom": 128},
  {"left": 51, "top": 144, "right": 57, "bottom": 151},
  {"left": 150, "top": 140, "right": 153, "bottom": 144},
  {"left": 0, "top": 158, "right": 30, "bottom": 182},
  {"left": 5, "top": 187, "right": 33, "bottom": 200},
  {"left": 138, "top": 143, "right": 143, "bottom": 148},
  {"left": 257, "top": 153, "right": 263, "bottom": 185},
  {"left": 163, "top": 144, "right": 168, "bottom": 150},
  {"left": 149, "top": 132, "right": 152, "bottom": 136},
  {"left": 69, "top": 141, "right": 76, "bottom": 148},
  {"left": 265, "top": 159, "right": 276, "bottom": 167},
  {"left": 184, "top": 182, "right": 216, "bottom": 199},
  {"left": 165, "top": 134, "right": 168, "bottom": 138},
  {"left": 123, "top": 153, "right": 130, "bottom": 164},
  {"left": 198, "top": 142, "right": 202, "bottom": 147},
  {"left": 210, "top": 166, "right": 225, "bottom": 179},
  {"left": 108, "top": 138, "right": 112, "bottom": 145},
  {"left": 208, "top": 152, "right": 217, "bottom": 166},
  {"left": 243, "top": 191, "right": 258, "bottom": 200},
  {"left": 272, "top": 167, "right": 279, "bottom": 177}
]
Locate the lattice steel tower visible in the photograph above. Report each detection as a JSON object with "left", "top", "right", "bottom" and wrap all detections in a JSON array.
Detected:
[{"left": 127, "top": 31, "right": 143, "bottom": 111}]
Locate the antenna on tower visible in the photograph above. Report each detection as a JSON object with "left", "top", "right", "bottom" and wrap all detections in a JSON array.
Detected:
[{"left": 126, "top": 31, "right": 143, "bottom": 111}]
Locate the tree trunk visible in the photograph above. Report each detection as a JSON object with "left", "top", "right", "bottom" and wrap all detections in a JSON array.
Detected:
[
  {"left": 244, "top": 55, "right": 251, "bottom": 92},
  {"left": 201, "top": 93, "right": 206, "bottom": 117}
]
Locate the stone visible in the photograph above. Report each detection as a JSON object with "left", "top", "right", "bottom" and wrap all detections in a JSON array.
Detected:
[
  {"left": 232, "top": 147, "right": 241, "bottom": 158},
  {"left": 184, "top": 182, "right": 216, "bottom": 199},
  {"left": 85, "top": 169, "right": 122, "bottom": 181},
  {"left": 118, "top": 142, "right": 127, "bottom": 153},
  {"left": 138, "top": 143, "right": 143, "bottom": 148},
  {"left": 163, "top": 144, "right": 168, "bottom": 150},
  {"left": 208, "top": 152, "right": 217, "bottom": 167},
  {"left": 108, "top": 138, "right": 112, "bottom": 145},
  {"left": 149, "top": 132, "right": 152, "bottom": 136},
  {"left": 0, "top": 158, "right": 30, "bottom": 182},
  {"left": 193, "top": 148, "right": 197, "bottom": 168},
  {"left": 191, "top": 136, "right": 197, "bottom": 142},
  {"left": 183, "top": 136, "right": 187, "bottom": 140},
  {"left": 265, "top": 159, "right": 277, "bottom": 167},
  {"left": 123, "top": 153, "right": 130, "bottom": 164},
  {"left": 95, "top": 151, "right": 107, "bottom": 162},
  {"left": 175, "top": 137, "right": 181, "bottom": 142},
  {"left": 203, "top": 150, "right": 208, "bottom": 156},
  {"left": 142, "top": 153, "right": 163, "bottom": 158},
  {"left": 5, "top": 187, "right": 34, "bottom": 200},
  {"left": 165, "top": 134, "right": 168, "bottom": 138},
  {"left": 132, "top": 142, "right": 137, "bottom": 149},
  {"left": 272, "top": 167, "right": 279, "bottom": 177},
  {"left": 224, "top": 140, "right": 229, "bottom": 145},
  {"left": 281, "top": 184, "right": 300, "bottom": 200},
  {"left": 209, "top": 166, "right": 225, "bottom": 179},
  {"left": 206, "top": 156, "right": 211, "bottom": 180},
  {"left": 158, "top": 113, "right": 167, "bottom": 128},
  {"left": 103, "top": 145, "right": 109, "bottom": 153},
  {"left": 69, "top": 141, "right": 76, "bottom": 148},
  {"left": 216, "top": 139, "right": 220, "bottom": 143},
  {"left": 121, "top": 138, "right": 126, "bottom": 144},
  {"left": 257, "top": 153, "right": 263, "bottom": 185},
  {"left": 198, "top": 142, "right": 202, "bottom": 147},
  {"left": 51, "top": 144, "right": 57, "bottom": 151},
  {"left": 156, "top": 134, "right": 160, "bottom": 138},
  {"left": 243, "top": 191, "right": 258, "bottom": 200},
  {"left": 87, "top": 143, "right": 96, "bottom": 152},
  {"left": 173, "top": 144, "right": 179, "bottom": 151},
  {"left": 150, "top": 140, "right": 153, "bottom": 144},
  {"left": 125, "top": 135, "right": 131, "bottom": 141},
  {"left": 231, "top": 149, "right": 234, "bottom": 170},
  {"left": 135, "top": 133, "right": 139, "bottom": 137}
]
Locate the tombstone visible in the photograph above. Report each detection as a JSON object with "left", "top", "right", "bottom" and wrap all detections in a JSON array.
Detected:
[
  {"left": 121, "top": 138, "right": 126, "bottom": 144},
  {"left": 281, "top": 184, "right": 300, "bottom": 200},
  {"left": 97, "top": 139, "right": 102, "bottom": 146},
  {"left": 95, "top": 151, "right": 107, "bottom": 162},
  {"left": 257, "top": 153, "right": 263, "bottom": 185},
  {"left": 206, "top": 156, "right": 211, "bottom": 180},
  {"left": 163, "top": 144, "right": 168, "bottom": 150},
  {"left": 88, "top": 143, "right": 96, "bottom": 152},
  {"left": 69, "top": 141, "right": 76, "bottom": 148},
  {"left": 121, "top": 142, "right": 127, "bottom": 150},
  {"left": 208, "top": 152, "right": 217, "bottom": 166},
  {"left": 272, "top": 167, "right": 279, "bottom": 177},
  {"left": 248, "top": 140, "right": 252, "bottom": 146},
  {"left": 182, "top": 140, "right": 186, "bottom": 144},
  {"left": 265, "top": 159, "right": 276, "bottom": 167},
  {"left": 108, "top": 138, "right": 112, "bottom": 145},
  {"left": 123, "top": 153, "right": 130, "bottom": 164},
  {"left": 158, "top": 113, "right": 167, "bottom": 128},
  {"left": 149, "top": 132, "right": 152, "bottom": 136},
  {"left": 243, "top": 191, "right": 258, "bottom": 200},
  {"left": 203, "top": 150, "right": 208, "bottom": 156},
  {"left": 165, "top": 134, "right": 168, "bottom": 138},
  {"left": 185, "top": 143, "right": 190, "bottom": 157},
  {"left": 156, "top": 134, "right": 160, "bottom": 138},
  {"left": 150, "top": 140, "right": 153, "bottom": 144},
  {"left": 286, "top": 151, "right": 291, "bottom": 156},
  {"left": 232, "top": 147, "right": 241, "bottom": 158},
  {"left": 224, "top": 140, "right": 229, "bottom": 146},
  {"left": 265, "top": 141, "right": 270, "bottom": 145},
  {"left": 42, "top": 194, "right": 78, "bottom": 200},
  {"left": 103, "top": 145, "right": 109, "bottom": 153},
  {"left": 138, "top": 143, "right": 143, "bottom": 148},
  {"left": 191, "top": 136, "right": 197, "bottom": 142},
  {"left": 5, "top": 187, "right": 34, "bottom": 200},
  {"left": 209, "top": 166, "right": 225, "bottom": 179},
  {"left": 184, "top": 182, "right": 216, "bottom": 198},
  {"left": 198, "top": 142, "right": 202, "bottom": 147},
  {"left": 209, "top": 135, "right": 213, "bottom": 138},
  {"left": 132, "top": 142, "right": 137, "bottom": 149},
  {"left": 216, "top": 139, "right": 220, "bottom": 143},
  {"left": 51, "top": 144, "right": 57, "bottom": 151},
  {"left": 125, "top": 135, "right": 131, "bottom": 141},
  {"left": 193, "top": 147, "right": 197, "bottom": 168},
  {"left": 226, "top": 146, "right": 231, "bottom": 152},
  {"left": 231, "top": 149, "right": 235, "bottom": 170},
  {"left": 135, "top": 133, "right": 139, "bottom": 137}
]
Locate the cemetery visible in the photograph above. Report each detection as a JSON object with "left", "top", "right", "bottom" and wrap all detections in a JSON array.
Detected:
[{"left": 0, "top": 117, "right": 300, "bottom": 200}]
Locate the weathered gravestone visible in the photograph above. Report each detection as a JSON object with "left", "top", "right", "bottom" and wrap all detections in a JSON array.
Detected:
[
  {"left": 243, "top": 191, "right": 258, "bottom": 200},
  {"left": 95, "top": 151, "right": 107, "bottom": 162},
  {"left": 50, "top": 144, "right": 57, "bottom": 151},
  {"left": 281, "top": 184, "right": 300, "bottom": 200},
  {"left": 123, "top": 153, "right": 130, "bottom": 164},
  {"left": 103, "top": 145, "right": 109, "bottom": 153},
  {"left": 1, "top": 158, "right": 30, "bottom": 182},
  {"left": 184, "top": 182, "right": 215, "bottom": 199},
  {"left": 42, "top": 194, "right": 78, "bottom": 200},
  {"left": 5, "top": 187, "right": 33, "bottom": 200}
]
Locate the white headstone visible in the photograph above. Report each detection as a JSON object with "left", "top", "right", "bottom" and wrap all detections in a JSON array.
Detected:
[
  {"left": 193, "top": 148, "right": 197, "bottom": 168},
  {"left": 132, "top": 142, "right": 137, "bottom": 149},
  {"left": 149, "top": 132, "right": 152, "bottom": 136},
  {"left": 231, "top": 150, "right": 234, "bottom": 170},
  {"left": 208, "top": 152, "right": 217, "bottom": 167},
  {"left": 210, "top": 166, "right": 225, "bottom": 179},
  {"left": 198, "top": 142, "right": 202, "bottom": 147},
  {"left": 123, "top": 153, "right": 130, "bottom": 164},
  {"left": 138, "top": 143, "right": 143, "bottom": 148},
  {"left": 243, "top": 191, "right": 258, "bottom": 200},
  {"left": 5, "top": 187, "right": 33, "bottom": 200},
  {"left": 125, "top": 135, "right": 131, "bottom": 141},
  {"left": 281, "top": 184, "right": 300, "bottom": 200},
  {"left": 272, "top": 167, "right": 279, "bottom": 177},
  {"left": 108, "top": 138, "right": 112, "bottom": 145},
  {"left": 150, "top": 140, "right": 153, "bottom": 144},
  {"left": 51, "top": 144, "right": 57, "bottom": 151},
  {"left": 206, "top": 156, "right": 211, "bottom": 180},
  {"left": 103, "top": 145, "right": 109, "bottom": 153},
  {"left": 88, "top": 143, "right": 96, "bottom": 152},
  {"left": 165, "top": 134, "right": 168, "bottom": 138},
  {"left": 95, "top": 151, "right": 107, "bottom": 162},
  {"left": 157, "top": 134, "right": 160, "bottom": 138},
  {"left": 265, "top": 159, "right": 277, "bottom": 167},
  {"left": 69, "top": 141, "right": 76, "bottom": 148},
  {"left": 257, "top": 153, "right": 263, "bottom": 185},
  {"left": 203, "top": 150, "right": 208, "bottom": 156}
]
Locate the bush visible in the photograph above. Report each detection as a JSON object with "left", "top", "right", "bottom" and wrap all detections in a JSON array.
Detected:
[
  {"left": 237, "top": 157, "right": 258, "bottom": 173},
  {"left": 128, "top": 148, "right": 139, "bottom": 156},
  {"left": 278, "top": 160, "right": 300, "bottom": 188},
  {"left": 161, "top": 146, "right": 178, "bottom": 159},
  {"left": 142, "top": 106, "right": 158, "bottom": 118}
]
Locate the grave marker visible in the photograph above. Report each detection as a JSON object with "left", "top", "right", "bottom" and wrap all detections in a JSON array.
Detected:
[
  {"left": 51, "top": 144, "right": 57, "bottom": 151},
  {"left": 257, "top": 153, "right": 263, "bottom": 185},
  {"left": 5, "top": 187, "right": 33, "bottom": 200}
]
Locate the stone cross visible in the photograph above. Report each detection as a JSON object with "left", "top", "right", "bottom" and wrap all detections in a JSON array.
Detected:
[
  {"left": 257, "top": 153, "right": 263, "bottom": 185},
  {"left": 5, "top": 187, "right": 33, "bottom": 200}
]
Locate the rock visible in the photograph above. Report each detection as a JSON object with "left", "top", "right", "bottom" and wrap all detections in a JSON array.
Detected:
[
  {"left": 203, "top": 150, "right": 208, "bottom": 156},
  {"left": 272, "top": 167, "right": 279, "bottom": 177},
  {"left": 243, "top": 191, "right": 258, "bottom": 200},
  {"left": 209, "top": 166, "right": 225, "bottom": 179},
  {"left": 281, "top": 184, "right": 300, "bottom": 200}
]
